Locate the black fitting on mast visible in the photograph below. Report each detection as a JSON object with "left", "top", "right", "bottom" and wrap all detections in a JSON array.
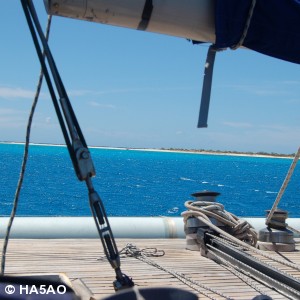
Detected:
[
  {"left": 21, "top": 0, "right": 92, "bottom": 180},
  {"left": 86, "top": 177, "right": 134, "bottom": 290},
  {"left": 21, "top": 0, "right": 134, "bottom": 290}
]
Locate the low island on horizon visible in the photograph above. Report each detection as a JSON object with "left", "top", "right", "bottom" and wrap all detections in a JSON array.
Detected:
[{"left": 0, "top": 141, "right": 295, "bottom": 159}]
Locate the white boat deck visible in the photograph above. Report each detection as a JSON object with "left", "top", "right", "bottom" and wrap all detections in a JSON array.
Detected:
[{"left": 1, "top": 238, "right": 300, "bottom": 299}]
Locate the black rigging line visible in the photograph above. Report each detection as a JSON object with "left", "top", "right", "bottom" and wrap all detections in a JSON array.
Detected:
[{"left": 17, "top": 0, "right": 134, "bottom": 291}]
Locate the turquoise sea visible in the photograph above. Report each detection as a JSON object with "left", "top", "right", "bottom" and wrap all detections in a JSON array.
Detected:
[{"left": 1, "top": 143, "right": 300, "bottom": 217}]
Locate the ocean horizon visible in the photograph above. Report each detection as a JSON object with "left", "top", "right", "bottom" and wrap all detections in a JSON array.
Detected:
[
  {"left": 0, "top": 141, "right": 293, "bottom": 159},
  {"left": 1, "top": 142, "right": 300, "bottom": 217}
]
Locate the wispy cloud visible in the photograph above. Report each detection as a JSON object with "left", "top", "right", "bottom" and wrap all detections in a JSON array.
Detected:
[
  {"left": 223, "top": 121, "right": 297, "bottom": 132},
  {"left": 219, "top": 83, "right": 290, "bottom": 97},
  {"left": 88, "top": 101, "right": 116, "bottom": 109},
  {"left": 281, "top": 80, "right": 300, "bottom": 85},
  {"left": 223, "top": 121, "right": 253, "bottom": 128},
  {"left": 0, "top": 86, "right": 50, "bottom": 100},
  {"left": 286, "top": 98, "right": 300, "bottom": 104},
  {"left": 0, "top": 108, "right": 19, "bottom": 114},
  {"left": 68, "top": 85, "right": 196, "bottom": 97},
  {"left": 0, "top": 86, "right": 34, "bottom": 99},
  {"left": 258, "top": 124, "right": 294, "bottom": 132},
  {"left": 0, "top": 108, "right": 27, "bottom": 128}
]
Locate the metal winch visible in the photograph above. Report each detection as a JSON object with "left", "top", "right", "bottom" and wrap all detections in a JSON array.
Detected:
[
  {"left": 184, "top": 191, "right": 222, "bottom": 253},
  {"left": 258, "top": 209, "right": 295, "bottom": 251},
  {"left": 183, "top": 190, "right": 258, "bottom": 255}
]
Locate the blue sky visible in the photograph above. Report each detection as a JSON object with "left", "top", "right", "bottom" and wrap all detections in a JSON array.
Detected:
[{"left": 1, "top": 1, "right": 300, "bottom": 154}]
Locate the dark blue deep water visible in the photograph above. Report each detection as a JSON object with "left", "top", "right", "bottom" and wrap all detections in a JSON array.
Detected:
[{"left": 1, "top": 143, "right": 300, "bottom": 217}]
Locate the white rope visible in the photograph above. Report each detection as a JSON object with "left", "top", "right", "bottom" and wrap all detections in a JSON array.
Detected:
[
  {"left": 132, "top": 286, "right": 146, "bottom": 300},
  {"left": 183, "top": 200, "right": 258, "bottom": 246},
  {"left": 266, "top": 147, "right": 300, "bottom": 225}
]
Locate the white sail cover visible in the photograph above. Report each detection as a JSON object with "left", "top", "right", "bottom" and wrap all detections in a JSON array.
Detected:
[{"left": 44, "top": 0, "right": 300, "bottom": 64}]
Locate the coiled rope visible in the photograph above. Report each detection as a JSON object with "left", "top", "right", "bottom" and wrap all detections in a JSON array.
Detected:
[
  {"left": 0, "top": 15, "right": 52, "bottom": 275},
  {"left": 182, "top": 201, "right": 300, "bottom": 273},
  {"left": 182, "top": 200, "right": 258, "bottom": 246}
]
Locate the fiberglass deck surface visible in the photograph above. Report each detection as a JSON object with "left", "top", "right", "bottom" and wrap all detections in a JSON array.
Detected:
[{"left": 1, "top": 238, "right": 300, "bottom": 299}]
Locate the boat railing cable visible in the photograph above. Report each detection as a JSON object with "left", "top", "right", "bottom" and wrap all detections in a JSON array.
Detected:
[
  {"left": 266, "top": 146, "right": 300, "bottom": 226},
  {"left": 0, "top": 14, "right": 52, "bottom": 276}
]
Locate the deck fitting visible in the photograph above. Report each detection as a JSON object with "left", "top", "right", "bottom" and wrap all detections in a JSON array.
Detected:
[{"left": 258, "top": 209, "right": 295, "bottom": 251}]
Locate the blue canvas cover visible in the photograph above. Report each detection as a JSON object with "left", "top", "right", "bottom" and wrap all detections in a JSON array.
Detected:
[{"left": 215, "top": 0, "right": 300, "bottom": 64}]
